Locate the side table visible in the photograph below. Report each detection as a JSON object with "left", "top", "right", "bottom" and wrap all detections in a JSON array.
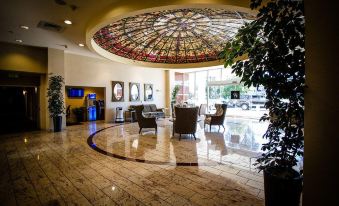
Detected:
[{"left": 124, "top": 110, "right": 136, "bottom": 122}]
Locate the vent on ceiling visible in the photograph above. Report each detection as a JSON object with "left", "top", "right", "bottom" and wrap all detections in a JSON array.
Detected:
[{"left": 37, "top": 21, "right": 64, "bottom": 32}]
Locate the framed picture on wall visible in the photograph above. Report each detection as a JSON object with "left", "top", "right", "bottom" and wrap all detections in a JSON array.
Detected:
[
  {"left": 129, "top": 82, "right": 140, "bottom": 102},
  {"left": 112, "top": 81, "right": 124, "bottom": 102},
  {"left": 144, "top": 84, "right": 153, "bottom": 101}
]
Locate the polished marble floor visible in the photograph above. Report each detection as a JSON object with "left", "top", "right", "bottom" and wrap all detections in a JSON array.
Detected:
[{"left": 0, "top": 118, "right": 267, "bottom": 206}]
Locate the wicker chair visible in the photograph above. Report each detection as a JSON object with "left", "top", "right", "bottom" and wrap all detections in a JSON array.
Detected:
[
  {"left": 204, "top": 104, "right": 227, "bottom": 132},
  {"left": 134, "top": 105, "right": 157, "bottom": 134},
  {"left": 173, "top": 106, "right": 199, "bottom": 140}
]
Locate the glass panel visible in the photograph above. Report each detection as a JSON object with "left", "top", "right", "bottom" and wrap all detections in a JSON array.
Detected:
[
  {"left": 221, "top": 67, "right": 234, "bottom": 80},
  {"left": 195, "top": 71, "right": 208, "bottom": 105},
  {"left": 208, "top": 69, "right": 221, "bottom": 81},
  {"left": 187, "top": 73, "right": 196, "bottom": 105}
]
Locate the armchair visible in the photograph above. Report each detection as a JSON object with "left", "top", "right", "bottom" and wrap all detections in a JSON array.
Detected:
[
  {"left": 173, "top": 106, "right": 199, "bottom": 140},
  {"left": 134, "top": 105, "right": 157, "bottom": 134},
  {"left": 204, "top": 104, "right": 227, "bottom": 132}
]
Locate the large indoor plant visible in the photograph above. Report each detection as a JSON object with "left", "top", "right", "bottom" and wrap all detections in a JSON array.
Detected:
[
  {"left": 170, "top": 85, "right": 180, "bottom": 117},
  {"left": 171, "top": 85, "right": 180, "bottom": 104},
  {"left": 220, "top": 0, "right": 304, "bottom": 205},
  {"left": 47, "top": 74, "right": 65, "bottom": 132}
]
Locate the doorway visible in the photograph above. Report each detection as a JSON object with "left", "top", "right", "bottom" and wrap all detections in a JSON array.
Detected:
[
  {"left": 0, "top": 86, "right": 39, "bottom": 134},
  {"left": 207, "top": 83, "right": 267, "bottom": 119}
]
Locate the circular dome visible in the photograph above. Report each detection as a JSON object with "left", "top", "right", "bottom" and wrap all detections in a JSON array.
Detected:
[{"left": 90, "top": 6, "right": 256, "bottom": 68}]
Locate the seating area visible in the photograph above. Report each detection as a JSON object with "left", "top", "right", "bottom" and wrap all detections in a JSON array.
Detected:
[
  {"left": 131, "top": 104, "right": 165, "bottom": 118},
  {"left": 0, "top": 1, "right": 335, "bottom": 206}
]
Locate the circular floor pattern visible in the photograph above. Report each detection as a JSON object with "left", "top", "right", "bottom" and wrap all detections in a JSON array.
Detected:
[
  {"left": 87, "top": 123, "right": 217, "bottom": 166},
  {"left": 87, "top": 119, "right": 264, "bottom": 167}
]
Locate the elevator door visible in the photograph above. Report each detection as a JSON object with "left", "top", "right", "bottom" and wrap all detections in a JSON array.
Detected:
[{"left": 0, "top": 86, "right": 39, "bottom": 134}]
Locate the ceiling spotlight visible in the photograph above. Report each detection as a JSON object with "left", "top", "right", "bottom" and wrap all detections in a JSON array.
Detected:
[
  {"left": 78, "top": 43, "right": 85, "bottom": 47},
  {"left": 20, "top": 25, "right": 29, "bottom": 30},
  {"left": 16, "top": 39, "right": 23, "bottom": 43},
  {"left": 64, "top": 20, "right": 72, "bottom": 25}
]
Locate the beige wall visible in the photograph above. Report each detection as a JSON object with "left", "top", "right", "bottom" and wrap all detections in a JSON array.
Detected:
[
  {"left": 0, "top": 43, "right": 166, "bottom": 128},
  {"left": 64, "top": 53, "right": 166, "bottom": 122},
  {"left": 0, "top": 42, "right": 47, "bottom": 73}
]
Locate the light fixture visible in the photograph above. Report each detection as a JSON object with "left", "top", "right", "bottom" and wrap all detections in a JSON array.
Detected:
[
  {"left": 64, "top": 20, "right": 72, "bottom": 25},
  {"left": 20, "top": 25, "right": 29, "bottom": 30},
  {"left": 16, "top": 39, "right": 23, "bottom": 43},
  {"left": 78, "top": 43, "right": 85, "bottom": 47}
]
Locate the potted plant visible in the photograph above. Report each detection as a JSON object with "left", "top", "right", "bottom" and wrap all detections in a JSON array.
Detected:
[
  {"left": 171, "top": 85, "right": 180, "bottom": 104},
  {"left": 170, "top": 85, "right": 180, "bottom": 117},
  {"left": 220, "top": 0, "right": 304, "bottom": 206},
  {"left": 47, "top": 74, "right": 65, "bottom": 132},
  {"left": 72, "top": 107, "right": 84, "bottom": 123}
]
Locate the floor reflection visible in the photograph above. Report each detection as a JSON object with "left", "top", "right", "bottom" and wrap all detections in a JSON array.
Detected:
[
  {"left": 90, "top": 117, "right": 268, "bottom": 170},
  {"left": 0, "top": 119, "right": 264, "bottom": 205}
]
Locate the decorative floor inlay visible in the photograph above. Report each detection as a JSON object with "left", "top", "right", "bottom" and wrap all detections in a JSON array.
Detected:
[
  {"left": 0, "top": 119, "right": 265, "bottom": 205},
  {"left": 87, "top": 124, "right": 216, "bottom": 166},
  {"left": 88, "top": 118, "right": 267, "bottom": 169}
]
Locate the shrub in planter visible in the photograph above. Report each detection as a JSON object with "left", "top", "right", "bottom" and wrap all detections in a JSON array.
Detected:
[
  {"left": 171, "top": 85, "right": 180, "bottom": 104},
  {"left": 170, "top": 85, "right": 180, "bottom": 117},
  {"left": 220, "top": 0, "right": 305, "bottom": 205},
  {"left": 47, "top": 74, "right": 65, "bottom": 132}
]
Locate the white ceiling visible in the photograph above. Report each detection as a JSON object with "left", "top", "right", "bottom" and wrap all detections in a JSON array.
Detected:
[{"left": 0, "top": 0, "right": 117, "bottom": 58}]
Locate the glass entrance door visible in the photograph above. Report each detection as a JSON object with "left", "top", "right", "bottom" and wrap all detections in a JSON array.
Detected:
[{"left": 207, "top": 84, "right": 267, "bottom": 119}]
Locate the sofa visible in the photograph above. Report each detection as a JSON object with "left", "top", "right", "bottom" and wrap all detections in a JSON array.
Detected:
[{"left": 130, "top": 104, "right": 165, "bottom": 118}]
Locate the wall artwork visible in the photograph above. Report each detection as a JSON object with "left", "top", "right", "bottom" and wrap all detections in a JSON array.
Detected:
[
  {"left": 112, "top": 81, "right": 124, "bottom": 102},
  {"left": 144, "top": 84, "right": 153, "bottom": 101},
  {"left": 129, "top": 82, "right": 140, "bottom": 102}
]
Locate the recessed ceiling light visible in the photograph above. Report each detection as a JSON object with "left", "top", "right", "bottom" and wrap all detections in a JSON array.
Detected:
[
  {"left": 64, "top": 20, "right": 72, "bottom": 25},
  {"left": 20, "top": 25, "right": 29, "bottom": 30},
  {"left": 16, "top": 39, "right": 23, "bottom": 43},
  {"left": 78, "top": 43, "right": 85, "bottom": 47}
]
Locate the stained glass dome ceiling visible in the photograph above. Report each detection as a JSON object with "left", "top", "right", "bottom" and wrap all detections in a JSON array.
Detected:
[{"left": 92, "top": 7, "right": 256, "bottom": 67}]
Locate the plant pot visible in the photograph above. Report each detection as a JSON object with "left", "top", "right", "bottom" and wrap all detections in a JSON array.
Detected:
[
  {"left": 264, "top": 168, "right": 303, "bottom": 206},
  {"left": 53, "top": 116, "right": 62, "bottom": 132}
]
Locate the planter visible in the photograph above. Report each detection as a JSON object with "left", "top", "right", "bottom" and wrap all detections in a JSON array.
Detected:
[
  {"left": 264, "top": 168, "right": 303, "bottom": 206},
  {"left": 53, "top": 116, "right": 62, "bottom": 132}
]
